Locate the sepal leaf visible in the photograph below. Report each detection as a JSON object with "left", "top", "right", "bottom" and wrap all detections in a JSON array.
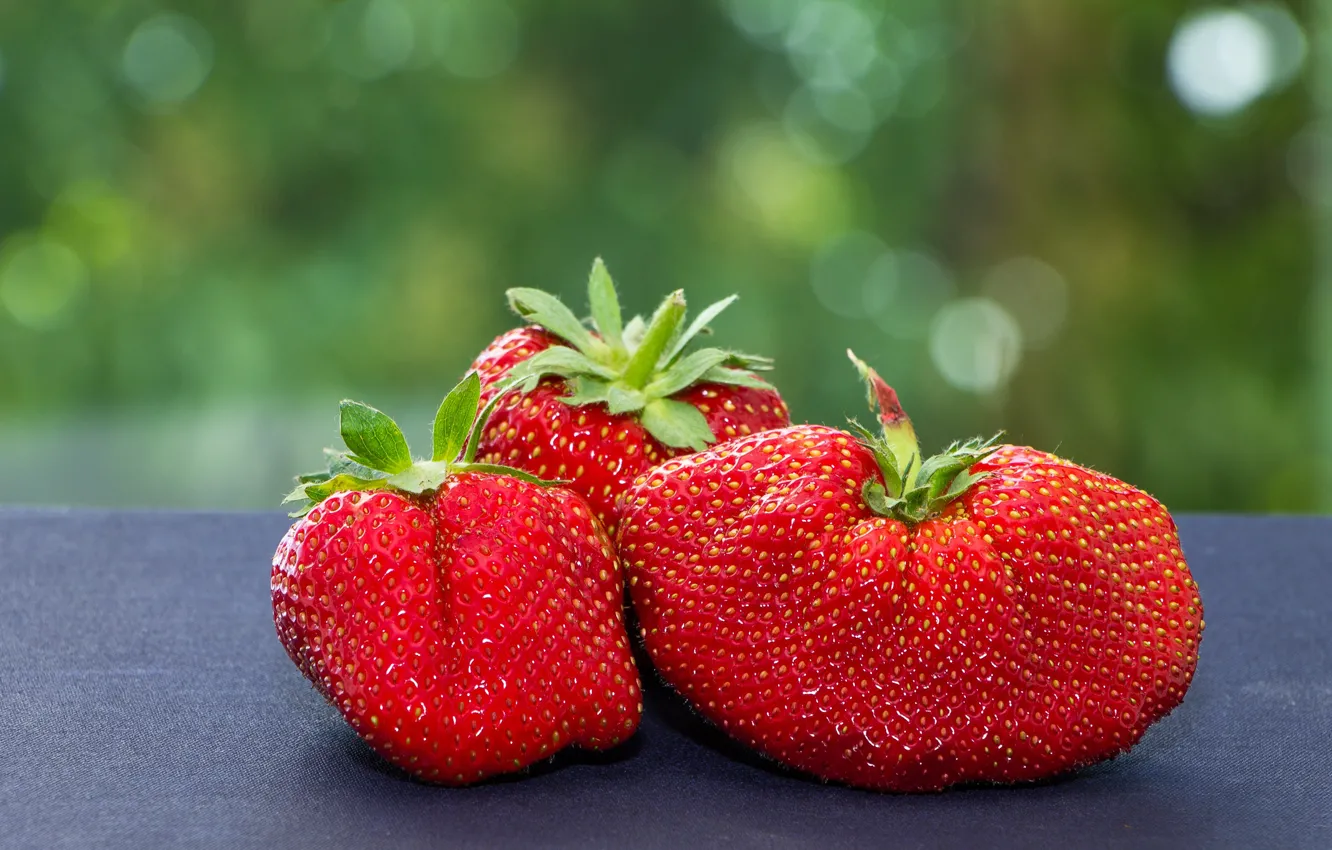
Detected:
[
  {"left": 561, "top": 377, "right": 615, "bottom": 407},
  {"left": 586, "top": 258, "right": 624, "bottom": 352},
  {"left": 506, "top": 287, "right": 598, "bottom": 354},
  {"left": 432, "top": 373, "right": 481, "bottom": 462},
  {"left": 644, "top": 349, "right": 735, "bottom": 398},
  {"left": 324, "top": 449, "right": 385, "bottom": 480},
  {"left": 606, "top": 385, "right": 647, "bottom": 415},
  {"left": 505, "top": 346, "right": 616, "bottom": 393},
  {"left": 696, "top": 366, "right": 775, "bottom": 391},
  {"left": 862, "top": 479, "right": 903, "bottom": 517},
  {"left": 622, "top": 315, "right": 647, "bottom": 349},
  {"left": 663, "top": 295, "right": 738, "bottom": 365},
  {"left": 640, "top": 398, "right": 715, "bottom": 451},
  {"left": 843, "top": 352, "right": 1001, "bottom": 524},
  {"left": 339, "top": 401, "right": 412, "bottom": 474},
  {"left": 284, "top": 473, "right": 393, "bottom": 517}
]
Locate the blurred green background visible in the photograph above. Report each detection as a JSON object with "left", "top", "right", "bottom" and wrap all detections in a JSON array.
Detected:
[{"left": 0, "top": 0, "right": 1327, "bottom": 512}]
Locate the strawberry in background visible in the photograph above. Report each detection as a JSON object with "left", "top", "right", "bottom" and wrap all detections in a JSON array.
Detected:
[
  {"left": 617, "top": 351, "right": 1204, "bottom": 792},
  {"left": 469, "top": 258, "right": 791, "bottom": 533}
]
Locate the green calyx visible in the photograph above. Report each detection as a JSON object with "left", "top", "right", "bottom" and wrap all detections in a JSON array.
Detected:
[
  {"left": 503, "top": 257, "right": 775, "bottom": 451},
  {"left": 845, "top": 350, "right": 1003, "bottom": 525},
  {"left": 283, "top": 373, "right": 558, "bottom": 517}
]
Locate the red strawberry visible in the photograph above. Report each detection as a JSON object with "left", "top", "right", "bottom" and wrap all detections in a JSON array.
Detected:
[
  {"left": 271, "top": 374, "right": 642, "bottom": 784},
  {"left": 469, "top": 258, "right": 790, "bottom": 533},
  {"left": 617, "top": 351, "right": 1203, "bottom": 791}
]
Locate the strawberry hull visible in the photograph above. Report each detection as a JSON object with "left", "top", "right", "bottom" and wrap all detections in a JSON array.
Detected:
[
  {"left": 471, "top": 326, "right": 789, "bottom": 533},
  {"left": 272, "top": 473, "right": 642, "bottom": 785},
  {"left": 617, "top": 425, "right": 1203, "bottom": 792}
]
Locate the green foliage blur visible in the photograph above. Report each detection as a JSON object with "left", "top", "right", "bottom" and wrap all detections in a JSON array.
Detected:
[{"left": 0, "top": 0, "right": 1323, "bottom": 511}]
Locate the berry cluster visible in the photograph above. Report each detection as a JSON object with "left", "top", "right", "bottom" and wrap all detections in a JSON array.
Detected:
[{"left": 272, "top": 259, "right": 1203, "bottom": 791}]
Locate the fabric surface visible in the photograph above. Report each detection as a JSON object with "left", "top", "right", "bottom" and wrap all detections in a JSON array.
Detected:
[{"left": 0, "top": 509, "right": 1326, "bottom": 849}]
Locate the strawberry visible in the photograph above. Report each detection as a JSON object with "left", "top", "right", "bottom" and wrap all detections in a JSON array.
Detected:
[
  {"left": 617, "top": 351, "right": 1204, "bottom": 791},
  {"left": 469, "top": 258, "right": 790, "bottom": 532},
  {"left": 271, "top": 374, "right": 642, "bottom": 785}
]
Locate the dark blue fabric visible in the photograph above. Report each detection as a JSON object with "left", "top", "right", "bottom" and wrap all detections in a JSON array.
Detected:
[{"left": 0, "top": 509, "right": 1327, "bottom": 849}]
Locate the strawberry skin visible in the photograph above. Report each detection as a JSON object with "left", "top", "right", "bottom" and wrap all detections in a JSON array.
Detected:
[
  {"left": 273, "top": 473, "right": 642, "bottom": 784},
  {"left": 272, "top": 374, "right": 642, "bottom": 785},
  {"left": 618, "top": 382, "right": 1204, "bottom": 790},
  {"left": 472, "top": 326, "right": 789, "bottom": 531}
]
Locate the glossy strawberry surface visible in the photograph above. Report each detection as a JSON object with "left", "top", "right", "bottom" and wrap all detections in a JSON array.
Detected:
[
  {"left": 617, "top": 425, "right": 1204, "bottom": 791},
  {"left": 471, "top": 327, "right": 790, "bottom": 532},
  {"left": 272, "top": 472, "right": 642, "bottom": 784}
]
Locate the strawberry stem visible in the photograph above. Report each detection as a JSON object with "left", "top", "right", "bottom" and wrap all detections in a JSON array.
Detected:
[
  {"left": 846, "top": 350, "right": 1002, "bottom": 524},
  {"left": 620, "top": 290, "right": 686, "bottom": 389},
  {"left": 498, "top": 260, "right": 775, "bottom": 449},
  {"left": 847, "top": 350, "right": 920, "bottom": 476}
]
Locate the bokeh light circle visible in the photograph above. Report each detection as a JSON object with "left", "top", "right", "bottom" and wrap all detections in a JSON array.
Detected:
[
  {"left": 1242, "top": 2, "right": 1307, "bottom": 89},
  {"left": 866, "top": 250, "right": 954, "bottom": 340},
  {"left": 122, "top": 14, "right": 214, "bottom": 107},
  {"left": 1167, "top": 9, "right": 1273, "bottom": 117},
  {"left": 785, "top": 0, "right": 880, "bottom": 90},
  {"left": 981, "top": 256, "right": 1069, "bottom": 349},
  {"left": 783, "top": 85, "right": 873, "bottom": 164},
  {"left": 929, "top": 297, "right": 1023, "bottom": 393},
  {"left": 810, "top": 231, "right": 885, "bottom": 318},
  {"left": 432, "top": 1, "right": 520, "bottom": 79},
  {"left": 0, "top": 235, "right": 89, "bottom": 330}
]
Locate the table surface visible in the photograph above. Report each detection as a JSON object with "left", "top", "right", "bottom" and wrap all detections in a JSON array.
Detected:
[{"left": 1, "top": 509, "right": 1328, "bottom": 849}]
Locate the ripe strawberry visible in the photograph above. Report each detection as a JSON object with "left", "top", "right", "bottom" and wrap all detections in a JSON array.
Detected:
[
  {"left": 271, "top": 374, "right": 642, "bottom": 785},
  {"left": 469, "top": 258, "right": 790, "bottom": 532},
  {"left": 618, "top": 352, "right": 1203, "bottom": 792}
]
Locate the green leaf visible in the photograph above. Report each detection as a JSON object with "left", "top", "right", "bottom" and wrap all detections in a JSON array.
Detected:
[
  {"left": 296, "top": 470, "right": 332, "bottom": 485},
  {"left": 324, "top": 449, "right": 385, "bottom": 480},
  {"left": 339, "top": 401, "right": 412, "bottom": 474},
  {"left": 644, "top": 349, "right": 732, "bottom": 398},
  {"left": 914, "top": 453, "right": 965, "bottom": 490},
  {"left": 606, "top": 384, "right": 647, "bottom": 415},
  {"left": 506, "top": 288, "right": 598, "bottom": 354},
  {"left": 561, "top": 376, "right": 614, "bottom": 406},
  {"left": 640, "top": 398, "right": 715, "bottom": 451},
  {"left": 432, "top": 373, "right": 481, "bottom": 462},
  {"left": 461, "top": 382, "right": 512, "bottom": 463},
  {"left": 388, "top": 460, "right": 452, "bottom": 494},
  {"left": 284, "top": 473, "right": 392, "bottom": 511},
  {"left": 941, "top": 468, "right": 988, "bottom": 503},
  {"left": 622, "top": 315, "right": 648, "bottom": 349},
  {"left": 846, "top": 420, "right": 904, "bottom": 497},
  {"left": 452, "top": 462, "right": 569, "bottom": 487},
  {"left": 662, "top": 295, "right": 738, "bottom": 365},
  {"left": 862, "top": 479, "right": 902, "bottom": 516},
  {"left": 620, "top": 290, "right": 687, "bottom": 388},
  {"left": 505, "top": 346, "right": 616, "bottom": 392},
  {"left": 697, "top": 365, "right": 775, "bottom": 390},
  {"left": 587, "top": 258, "right": 624, "bottom": 352}
]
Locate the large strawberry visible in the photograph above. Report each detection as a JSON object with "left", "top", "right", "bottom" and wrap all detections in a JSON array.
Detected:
[
  {"left": 469, "top": 258, "right": 790, "bottom": 532},
  {"left": 618, "top": 352, "right": 1203, "bottom": 791},
  {"left": 271, "top": 374, "right": 642, "bottom": 785}
]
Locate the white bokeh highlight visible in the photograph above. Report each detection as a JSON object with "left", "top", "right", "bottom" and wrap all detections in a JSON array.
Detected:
[
  {"left": 929, "top": 297, "right": 1023, "bottom": 394},
  {"left": 1166, "top": 7, "right": 1295, "bottom": 117}
]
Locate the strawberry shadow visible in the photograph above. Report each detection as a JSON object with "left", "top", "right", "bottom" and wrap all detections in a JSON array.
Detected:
[
  {"left": 629, "top": 634, "right": 1104, "bottom": 794},
  {"left": 333, "top": 718, "right": 645, "bottom": 787},
  {"left": 629, "top": 632, "right": 813, "bottom": 786}
]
